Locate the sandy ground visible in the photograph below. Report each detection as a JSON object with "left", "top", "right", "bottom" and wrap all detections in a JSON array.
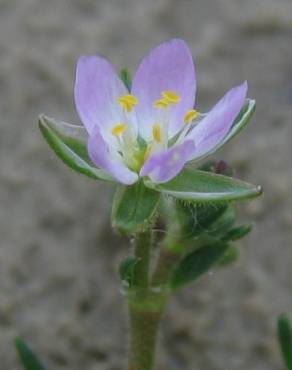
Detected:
[{"left": 0, "top": 0, "right": 292, "bottom": 369}]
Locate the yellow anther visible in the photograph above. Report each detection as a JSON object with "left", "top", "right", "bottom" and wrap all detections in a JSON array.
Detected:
[
  {"left": 122, "top": 94, "right": 138, "bottom": 105},
  {"left": 154, "top": 98, "right": 169, "bottom": 109},
  {"left": 184, "top": 109, "right": 199, "bottom": 124},
  {"left": 111, "top": 123, "right": 127, "bottom": 136},
  {"left": 152, "top": 123, "right": 162, "bottom": 143},
  {"left": 162, "top": 90, "right": 180, "bottom": 104},
  {"left": 117, "top": 94, "right": 138, "bottom": 112}
]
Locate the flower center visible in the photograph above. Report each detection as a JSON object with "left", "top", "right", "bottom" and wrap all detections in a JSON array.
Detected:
[{"left": 110, "top": 92, "right": 200, "bottom": 173}]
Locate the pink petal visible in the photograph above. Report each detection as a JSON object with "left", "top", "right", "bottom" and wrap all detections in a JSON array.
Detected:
[
  {"left": 132, "top": 39, "right": 196, "bottom": 140},
  {"left": 74, "top": 55, "right": 128, "bottom": 137},
  {"left": 187, "top": 81, "right": 248, "bottom": 160},
  {"left": 140, "top": 140, "right": 195, "bottom": 183},
  {"left": 88, "top": 129, "right": 138, "bottom": 185}
]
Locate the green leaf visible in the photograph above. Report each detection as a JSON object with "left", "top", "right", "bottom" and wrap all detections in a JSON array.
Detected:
[
  {"left": 119, "top": 68, "right": 132, "bottom": 91},
  {"left": 207, "top": 206, "right": 236, "bottom": 238},
  {"left": 39, "top": 114, "right": 114, "bottom": 181},
  {"left": 176, "top": 201, "right": 227, "bottom": 239},
  {"left": 15, "top": 338, "right": 48, "bottom": 370},
  {"left": 218, "top": 244, "right": 239, "bottom": 266},
  {"left": 112, "top": 181, "right": 160, "bottom": 233},
  {"left": 170, "top": 241, "right": 230, "bottom": 289},
  {"left": 278, "top": 313, "right": 292, "bottom": 370},
  {"left": 222, "top": 223, "right": 253, "bottom": 241},
  {"left": 145, "top": 168, "right": 262, "bottom": 203},
  {"left": 119, "top": 257, "right": 138, "bottom": 286}
]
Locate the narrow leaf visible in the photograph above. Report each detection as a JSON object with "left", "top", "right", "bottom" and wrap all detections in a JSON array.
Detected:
[
  {"left": 170, "top": 241, "right": 230, "bottom": 289},
  {"left": 39, "top": 115, "right": 114, "bottom": 181},
  {"left": 218, "top": 245, "right": 239, "bottom": 266},
  {"left": 176, "top": 201, "right": 227, "bottom": 238},
  {"left": 112, "top": 181, "right": 160, "bottom": 233},
  {"left": 222, "top": 223, "right": 253, "bottom": 241},
  {"left": 145, "top": 168, "right": 262, "bottom": 203},
  {"left": 278, "top": 314, "right": 292, "bottom": 370},
  {"left": 15, "top": 338, "right": 48, "bottom": 370},
  {"left": 207, "top": 206, "right": 236, "bottom": 238}
]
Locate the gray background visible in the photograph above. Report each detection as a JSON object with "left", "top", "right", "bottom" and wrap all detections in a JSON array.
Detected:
[{"left": 0, "top": 0, "right": 292, "bottom": 369}]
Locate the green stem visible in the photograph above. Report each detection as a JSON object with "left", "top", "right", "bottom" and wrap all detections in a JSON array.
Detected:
[
  {"left": 128, "top": 299, "right": 164, "bottom": 370},
  {"left": 133, "top": 230, "right": 152, "bottom": 289},
  {"left": 127, "top": 230, "right": 166, "bottom": 370}
]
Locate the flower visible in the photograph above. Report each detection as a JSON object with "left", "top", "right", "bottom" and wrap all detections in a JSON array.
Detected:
[{"left": 74, "top": 39, "right": 248, "bottom": 185}]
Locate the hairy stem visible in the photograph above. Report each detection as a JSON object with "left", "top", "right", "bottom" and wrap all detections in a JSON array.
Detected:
[
  {"left": 127, "top": 230, "right": 166, "bottom": 370},
  {"left": 133, "top": 230, "right": 152, "bottom": 289},
  {"left": 128, "top": 300, "right": 164, "bottom": 370}
]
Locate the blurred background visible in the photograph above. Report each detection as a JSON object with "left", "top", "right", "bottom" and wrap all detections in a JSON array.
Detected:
[{"left": 0, "top": 0, "right": 292, "bottom": 369}]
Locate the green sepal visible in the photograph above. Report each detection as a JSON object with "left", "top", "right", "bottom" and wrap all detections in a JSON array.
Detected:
[
  {"left": 221, "top": 223, "right": 253, "bottom": 241},
  {"left": 15, "top": 338, "right": 48, "bottom": 370},
  {"left": 112, "top": 181, "right": 160, "bottom": 234},
  {"left": 278, "top": 313, "right": 292, "bottom": 370},
  {"left": 38, "top": 115, "right": 114, "bottom": 181},
  {"left": 194, "top": 99, "right": 256, "bottom": 162},
  {"left": 170, "top": 241, "right": 230, "bottom": 289},
  {"left": 145, "top": 168, "right": 262, "bottom": 204},
  {"left": 119, "top": 257, "right": 138, "bottom": 287},
  {"left": 119, "top": 68, "right": 132, "bottom": 91},
  {"left": 218, "top": 244, "right": 239, "bottom": 266},
  {"left": 222, "top": 99, "right": 256, "bottom": 146}
]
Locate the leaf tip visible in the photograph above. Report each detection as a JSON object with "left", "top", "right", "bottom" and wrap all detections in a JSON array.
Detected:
[
  {"left": 256, "top": 185, "right": 263, "bottom": 196},
  {"left": 38, "top": 113, "right": 48, "bottom": 127},
  {"left": 14, "top": 336, "right": 22, "bottom": 349}
]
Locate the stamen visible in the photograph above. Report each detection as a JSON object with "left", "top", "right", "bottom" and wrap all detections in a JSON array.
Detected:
[
  {"left": 184, "top": 109, "right": 199, "bottom": 124},
  {"left": 154, "top": 98, "right": 169, "bottom": 109},
  {"left": 111, "top": 123, "right": 127, "bottom": 136},
  {"left": 162, "top": 90, "right": 180, "bottom": 104},
  {"left": 117, "top": 94, "right": 138, "bottom": 112},
  {"left": 122, "top": 94, "right": 138, "bottom": 105},
  {"left": 152, "top": 123, "right": 162, "bottom": 143},
  {"left": 144, "top": 145, "right": 152, "bottom": 161}
]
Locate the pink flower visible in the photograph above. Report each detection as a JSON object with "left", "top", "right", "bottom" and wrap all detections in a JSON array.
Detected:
[{"left": 75, "top": 39, "right": 247, "bottom": 185}]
